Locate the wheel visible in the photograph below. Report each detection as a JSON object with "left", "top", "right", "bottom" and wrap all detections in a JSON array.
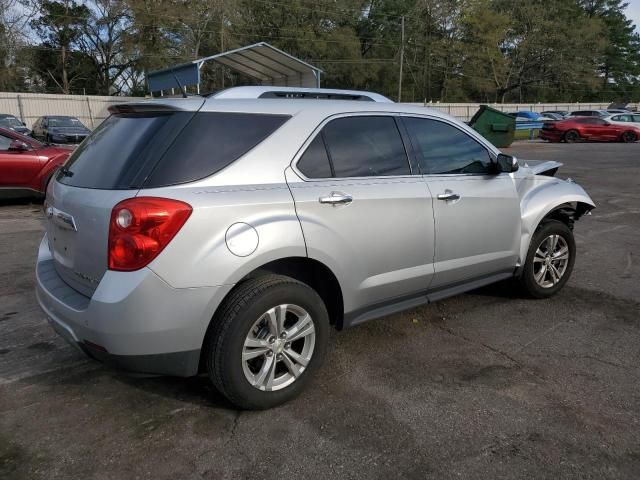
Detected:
[
  {"left": 563, "top": 130, "right": 580, "bottom": 143},
  {"left": 621, "top": 131, "right": 637, "bottom": 143},
  {"left": 519, "top": 220, "right": 576, "bottom": 299},
  {"left": 204, "top": 274, "right": 329, "bottom": 410}
]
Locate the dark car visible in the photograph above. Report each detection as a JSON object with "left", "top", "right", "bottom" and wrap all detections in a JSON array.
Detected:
[
  {"left": 0, "top": 127, "right": 72, "bottom": 198},
  {"left": 0, "top": 114, "right": 31, "bottom": 136},
  {"left": 539, "top": 117, "right": 640, "bottom": 143},
  {"left": 31, "top": 116, "right": 91, "bottom": 144}
]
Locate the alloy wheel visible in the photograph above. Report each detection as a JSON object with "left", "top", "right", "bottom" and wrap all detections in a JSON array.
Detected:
[
  {"left": 242, "top": 304, "right": 316, "bottom": 391},
  {"left": 532, "top": 234, "right": 570, "bottom": 288}
]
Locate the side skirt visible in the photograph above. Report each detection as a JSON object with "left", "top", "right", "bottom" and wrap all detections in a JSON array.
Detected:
[{"left": 342, "top": 270, "right": 515, "bottom": 329}]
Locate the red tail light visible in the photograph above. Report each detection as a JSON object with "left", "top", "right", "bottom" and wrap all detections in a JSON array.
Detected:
[{"left": 108, "top": 197, "right": 192, "bottom": 271}]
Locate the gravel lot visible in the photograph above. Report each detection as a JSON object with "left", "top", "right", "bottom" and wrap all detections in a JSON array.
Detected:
[{"left": 1, "top": 142, "right": 639, "bottom": 480}]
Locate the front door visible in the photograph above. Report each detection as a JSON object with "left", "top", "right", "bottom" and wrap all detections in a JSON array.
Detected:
[
  {"left": 287, "top": 114, "right": 436, "bottom": 315},
  {"left": 402, "top": 116, "right": 521, "bottom": 289}
]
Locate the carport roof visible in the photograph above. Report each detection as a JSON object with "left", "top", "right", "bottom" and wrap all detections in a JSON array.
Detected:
[{"left": 147, "top": 42, "right": 323, "bottom": 92}]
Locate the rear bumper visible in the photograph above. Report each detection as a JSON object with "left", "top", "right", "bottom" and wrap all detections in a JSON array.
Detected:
[{"left": 35, "top": 234, "right": 233, "bottom": 376}]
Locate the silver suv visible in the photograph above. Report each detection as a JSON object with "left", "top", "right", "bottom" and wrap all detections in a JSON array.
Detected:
[{"left": 36, "top": 87, "right": 595, "bottom": 409}]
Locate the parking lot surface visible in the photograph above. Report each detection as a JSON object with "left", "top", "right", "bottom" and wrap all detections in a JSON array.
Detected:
[{"left": 1, "top": 142, "right": 639, "bottom": 479}]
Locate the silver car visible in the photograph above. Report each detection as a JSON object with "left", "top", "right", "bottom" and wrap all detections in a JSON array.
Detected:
[{"left": 36, "top": 87, "right": 595, "bottom": 409}]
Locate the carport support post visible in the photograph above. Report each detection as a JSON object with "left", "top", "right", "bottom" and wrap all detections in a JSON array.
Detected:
[
  {"left": 85, "top": 97, "right": 95, "bottom": 129},
  {"left": 16, "top": 94, "right": 25, "bottom": 124}
]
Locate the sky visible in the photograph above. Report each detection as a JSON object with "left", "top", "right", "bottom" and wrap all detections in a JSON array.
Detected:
[{"left": 627, "top": 0, "right": 640, "bottom": 33}]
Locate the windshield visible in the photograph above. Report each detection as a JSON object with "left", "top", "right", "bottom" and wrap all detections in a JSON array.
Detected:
[
  {"left": 0, "top": 116, "right": 23, "bottom": 128},
  {"left": 49, "top": 117, "right": 84, "bottom": 128}
]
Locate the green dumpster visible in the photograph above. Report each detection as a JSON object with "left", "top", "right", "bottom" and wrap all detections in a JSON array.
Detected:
[{"left": 468, "top": 105, "right": 515, "bottom": 148}]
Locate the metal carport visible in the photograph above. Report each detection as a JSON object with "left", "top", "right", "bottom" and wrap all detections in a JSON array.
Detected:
[{"left": 147, "top": 42, "right": 323, "bottom": 94}]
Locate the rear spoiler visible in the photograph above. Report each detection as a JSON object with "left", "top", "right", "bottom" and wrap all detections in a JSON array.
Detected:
[
  {"left": 108, "top": 97, "right": 205, "bottom": 115},
  {"left": 107, "top": 103, "right": 180, "bottom": 115}
]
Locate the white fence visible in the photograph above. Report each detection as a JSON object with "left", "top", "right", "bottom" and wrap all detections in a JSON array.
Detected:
[
  {"left": 0, "top": 92, "right": 142, "bottom": 130},
  {"left": 404, "top": 102, "right": 640, "bottom": 122},
  {"left": 2, "top": 92, "right": 638, "bottom": 129}
]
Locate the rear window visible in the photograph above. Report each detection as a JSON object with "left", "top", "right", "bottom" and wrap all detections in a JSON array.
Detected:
[{"left": 58, "top": 111, "right": 290, "bottom": 189}]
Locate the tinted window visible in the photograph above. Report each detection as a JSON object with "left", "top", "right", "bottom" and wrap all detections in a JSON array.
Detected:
[
  {"left": 58, "top": 112, "right": 289, "bottom": 189},
  {"left": 146, "top": 113, "right": 290, "bottom": 187},
  {"left": 0, "top": 134, "right": 12, "bottom": 150},
  {"left": 614, "top": 115, "right": 632, "bottom": 122},
  {"left": 404, "top": 117, "right": 492, "bottom": 175},
  {"left": 634, "top": 115, "right": 640, "bottom": 122},
  {"left": 0, "top": 116, "right": 22, "bottom": 128},
  {"left": 297, "top": 134, "right": 333, "bottom": 178},
  {"left": 322, "top": 116, "right": 410, "bottom": 177}
]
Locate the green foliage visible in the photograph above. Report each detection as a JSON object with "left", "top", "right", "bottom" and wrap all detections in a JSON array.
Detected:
[{"left": 0, "top": 0, "right": 638, "bottom": 101}]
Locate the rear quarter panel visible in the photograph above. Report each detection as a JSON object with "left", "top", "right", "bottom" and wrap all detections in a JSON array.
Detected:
[{"left": 143, "top": 183, "right": 306, "bottom": 289}]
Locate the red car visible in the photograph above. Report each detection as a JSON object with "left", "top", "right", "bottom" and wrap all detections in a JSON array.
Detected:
[
  {"left": 0, "top": 127, "right": 73, "bottom": 199},
  {"left": 539, "top": 117, "right": 640, "bottom": 143}
]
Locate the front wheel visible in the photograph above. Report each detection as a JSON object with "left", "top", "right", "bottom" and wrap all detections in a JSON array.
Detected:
[
  {"left": 204, "top": 274, "right": 329, "bottom": 410},
  {"left": 519, "top": 220, "right": 576, "bottom": 299}
]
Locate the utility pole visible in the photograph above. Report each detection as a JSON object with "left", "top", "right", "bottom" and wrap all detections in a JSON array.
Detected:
[
  {"left": 220, "top": 14, "right": 225, "bottom": 89},
  {"left": 398, "top": 15, "right": 405, "bottom": 102}
]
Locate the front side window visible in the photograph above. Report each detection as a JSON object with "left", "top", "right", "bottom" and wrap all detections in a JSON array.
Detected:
[
  {"left": 403, "top": 117, "right": 492, "bottom": 175},
  {"left": 321, "top": 116, "right": 410, "bottom": 178},
  {"left": 613, "top": 115, "right": 632, "bottom": 122}
]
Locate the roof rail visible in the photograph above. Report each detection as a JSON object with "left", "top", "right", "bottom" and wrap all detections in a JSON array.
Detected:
[{"left": 210, "top": 86, "right": 393, "bottom": 103}]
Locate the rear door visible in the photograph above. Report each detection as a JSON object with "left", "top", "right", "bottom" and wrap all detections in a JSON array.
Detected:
[
  {"left": 402, "top": 116, "right": 521, "bottom": 289},
  {"left": 287, "top": 114, "right": 435, "bottom": 315}
]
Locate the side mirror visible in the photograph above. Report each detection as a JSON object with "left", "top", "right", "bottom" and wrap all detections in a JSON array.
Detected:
[
  {"left": 496, "top": 153, "right": 519, "bottom": 173},
  {"left": 8, "top": 140, "right": 30, "bottom": 152}
]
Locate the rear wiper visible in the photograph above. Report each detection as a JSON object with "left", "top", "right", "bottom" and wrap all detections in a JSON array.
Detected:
[{"left": 59, "top": 166, "right": 74, "bottom": 177}]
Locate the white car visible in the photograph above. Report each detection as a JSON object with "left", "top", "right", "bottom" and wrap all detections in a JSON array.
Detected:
[{"left": 604, "top": 113, "right": 640, "bottom": 127}]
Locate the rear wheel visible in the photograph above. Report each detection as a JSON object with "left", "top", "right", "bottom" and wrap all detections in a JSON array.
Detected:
[
  {"left": 519, "top": 220, "right": 576, "bottom": 299},
  {"left": 204, "top": 274, "right": 329, "bottom": 410},
  {"left": 563, "top": 130, "right": 580, "bottom": 143},
  {"left": 621, "top": 131, "right": 637, "bottom": 143}
]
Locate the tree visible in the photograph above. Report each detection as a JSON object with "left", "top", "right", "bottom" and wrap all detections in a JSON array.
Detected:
[{"left": 30, "top": 0, "right": 90, "bottom": 93}]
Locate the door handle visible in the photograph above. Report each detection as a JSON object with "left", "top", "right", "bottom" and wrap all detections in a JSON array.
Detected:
[
  {"left": 437, "top": 190, "right": 461, "bottom": 201},
  {"left": 319, "top": 192, "right": 353, "bottom": 205}
]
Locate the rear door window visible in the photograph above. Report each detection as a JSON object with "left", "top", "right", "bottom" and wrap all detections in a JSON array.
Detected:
[
  {"left": 321, "top": 116, "right": 410, "bottom": 178},
  {"left": 58, "top": 111, "right": 290, "bottom": 189},
  {"left": 297, "top": 135, "right": 333, "bottom": 178}
]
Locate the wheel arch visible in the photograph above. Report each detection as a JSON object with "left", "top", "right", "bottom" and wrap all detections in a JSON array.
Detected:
[
  {"left": 518, "top": 179, "right": 595, "bottom": 271},
  {"left": 198, "top": 256, "right": 344, "bottom": 374}
]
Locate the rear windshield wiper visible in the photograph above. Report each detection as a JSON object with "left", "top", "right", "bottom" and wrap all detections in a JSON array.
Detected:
[{"left": 59, "top": 166, "right": 74, "bottom": 177}]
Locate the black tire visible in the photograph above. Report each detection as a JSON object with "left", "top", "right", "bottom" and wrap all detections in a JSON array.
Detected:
[
  {"left": 204, "top": 274, "right": 329, "bottom": 410},
  {"left": 519, "top": 220, "right": 576, "bottom": 299},
  {"left": 563, "top": 130, "right": 580, "bottom": 143},
  {"left": 621, "top": 131, "right": 637, "bottom": 143}
]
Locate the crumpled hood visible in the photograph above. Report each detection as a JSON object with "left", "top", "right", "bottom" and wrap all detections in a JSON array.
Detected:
[{"left": 519, "top": 159, "right": 563, "bottom": 176}]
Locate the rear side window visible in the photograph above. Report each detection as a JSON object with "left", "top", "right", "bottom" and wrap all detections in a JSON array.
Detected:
[
  {"left": 403, "top": 117, "right": 491, "bottom": 175},
  {"left": 321, "top": 116, "right": 410, "bottom": 177},
  {"left": 297, "top": 135, "right": 333, "bottom": 178},
  {"left": 58, "top": 112, "right": 289, "bottom": 189}
]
